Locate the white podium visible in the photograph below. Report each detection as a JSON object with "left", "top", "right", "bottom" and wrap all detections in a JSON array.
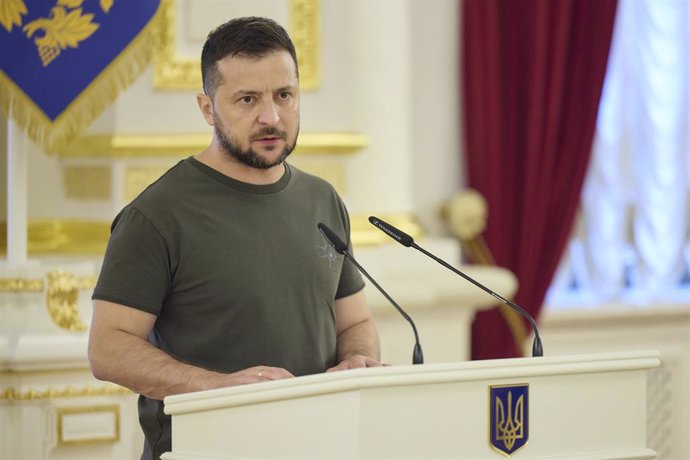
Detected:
[{"left": 163, "top": 350, "right": 659, "bottom": 460}]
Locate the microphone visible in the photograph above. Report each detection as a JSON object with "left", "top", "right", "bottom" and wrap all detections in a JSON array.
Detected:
[
  {"left": 368, "top": 216, "right": 544, "bottom": 358},
  {"left": 317, "top": 222, "right": 424, "bottom": 365}
]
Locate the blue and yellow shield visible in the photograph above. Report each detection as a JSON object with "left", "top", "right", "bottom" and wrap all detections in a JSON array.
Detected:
[{"left": 489, "top": 384, "right": 529, "bottom": 456}]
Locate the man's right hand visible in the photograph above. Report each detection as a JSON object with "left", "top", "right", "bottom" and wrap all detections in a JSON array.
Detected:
[{"left": 204, "top": 366, "right": 294, "bottom": 390}]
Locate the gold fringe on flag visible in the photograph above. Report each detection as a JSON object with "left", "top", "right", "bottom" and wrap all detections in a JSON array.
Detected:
[{"left": 0, "top": 4, "right": 163, "bottom": 154}]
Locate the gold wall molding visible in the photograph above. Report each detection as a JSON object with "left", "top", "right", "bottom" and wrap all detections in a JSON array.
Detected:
[
  {"left": 0, "top": 220, "right": 110, "bottom": 256},
  {"left": 1, "top": 213, "right": 418, "bottom": 257},
  {"left": 0, "top": 366, "right": 90, "bottom": 376},
  {"left": 351, "top": 213, "right": 423, "bottom": 247},
  {"left": 291, "top": 0, "right": 320, "bottom": 89},
  {"left": 153, "top": 0, "right": 320, "bottom": 90},
  {"left": 63, "top": 165, "right": 112, "bottom": 200},
  {"left": 0, "top": 278, "right": 45, "bottom": 292},
  {"left": 152, "top": 0, "right": 197, "bottom": 90},
  {"left": 56, "top": 132, "right": 368, "bottom": 158},
  {"left": 0, "top": 385, "right": 131, "bottom": 402},
  {"left": 295, "top": 132, "right": 368, "bottom": 154},
  {"left": 57, "top": 405, "right": 120, "bottom": 446}
]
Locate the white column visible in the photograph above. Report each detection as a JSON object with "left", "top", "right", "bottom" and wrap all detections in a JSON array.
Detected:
[
  {"left": 6, "top": 118, "right": 28, "bottom": 267},
  {"left": 348, "top": 0, "right": 414, "bottom": 215}
]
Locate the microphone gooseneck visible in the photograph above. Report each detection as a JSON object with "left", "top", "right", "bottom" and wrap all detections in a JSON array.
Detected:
[
  {"left": 317, "top": 223, "right": 424, "bottom": 365},
  {"left": 368, "top": 216, "right": 544, "bottom": 358}
]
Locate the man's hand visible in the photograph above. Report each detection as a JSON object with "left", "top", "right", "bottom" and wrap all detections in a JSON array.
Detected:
[
  {"left": 326, "top": 354, "right": 382, "bottom": 372},
  {"left": 204, "top": 366, "right": 294, "bottom": 389}
]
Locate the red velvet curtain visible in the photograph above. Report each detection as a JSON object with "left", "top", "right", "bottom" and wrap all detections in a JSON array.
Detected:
[{"left": 462, "top": 0, "right": 618, "bottom": 359}]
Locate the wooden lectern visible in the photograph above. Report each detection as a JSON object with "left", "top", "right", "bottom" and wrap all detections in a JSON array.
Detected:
[{"left": 162, "top": 350, "right": 659, "bottom": 460}]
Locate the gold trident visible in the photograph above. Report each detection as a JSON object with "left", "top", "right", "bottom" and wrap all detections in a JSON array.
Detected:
[{"left": 495, "top": 391, "right": 524, "bottom": 450}]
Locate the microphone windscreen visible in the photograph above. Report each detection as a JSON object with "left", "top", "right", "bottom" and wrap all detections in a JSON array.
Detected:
[
  {"left": 317, "top": 223, "right": 348, "bottom": 254},
  {"left": 368, "top": 216, "right": 414, "bottom": 247}
]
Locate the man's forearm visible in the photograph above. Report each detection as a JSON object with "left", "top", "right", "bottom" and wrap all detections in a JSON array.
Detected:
[
  {"left": 89, "top": 328, "right": 230, "bottom": 400},
  {"left": 336, "top": 317, "right": 380, "bottom": 362}
]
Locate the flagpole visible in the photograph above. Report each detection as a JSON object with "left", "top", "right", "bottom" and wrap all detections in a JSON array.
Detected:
[{"left": 6, "top": 118, "right": 28, "bottom": 267}]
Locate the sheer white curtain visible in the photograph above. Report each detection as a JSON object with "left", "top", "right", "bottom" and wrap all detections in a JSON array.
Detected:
[{"left": 548, "top": 0, "right": 690, "bottom": 306}]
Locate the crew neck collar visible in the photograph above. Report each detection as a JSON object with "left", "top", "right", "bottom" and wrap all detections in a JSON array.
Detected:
[{"left": 186, "top": 157, "right": 292, "bottom": 195}]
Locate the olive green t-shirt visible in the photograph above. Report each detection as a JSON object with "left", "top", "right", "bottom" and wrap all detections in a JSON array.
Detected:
[{"left": 93, "top": 157, "right": 364, "bottom": 460}]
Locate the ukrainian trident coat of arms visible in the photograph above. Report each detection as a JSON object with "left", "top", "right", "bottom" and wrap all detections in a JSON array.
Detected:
[{"left": 490, "top": 384, "right": 529, "bottom": 456}]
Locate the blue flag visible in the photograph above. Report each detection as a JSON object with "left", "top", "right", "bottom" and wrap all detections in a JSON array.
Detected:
[{"left": 0, "top": 0, "right": 161, "bottom": 152}]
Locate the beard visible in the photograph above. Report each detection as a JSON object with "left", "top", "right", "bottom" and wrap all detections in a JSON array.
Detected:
[{"left": 213, "top": 117, "right": 298, "bottom": 170}]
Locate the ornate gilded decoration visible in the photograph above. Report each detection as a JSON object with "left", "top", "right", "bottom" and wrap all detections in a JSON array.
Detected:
[
  {"left": 443, "top": 189, "right": 528, "bottom": 353},
  {"left": 443, "top": 188, "right": 495, "bottom": 264},
  {"left": 0, "top": 277, "right": 45, "bottom": 292},
  {"left": 0, "top": 270, "right": 96, "bottom": 329},
  {"left": 444, "top": 188, "right": 487, "bottom": 241},
  {"left": 0, "top": 384, "right": 131, "bottom": 401},
  {"left": 290, "top": 0, "right": 320, "bottom": 89},
  {"left": 153, "top": 0, "right": 320, "bottom": 90},
  {"left": 152, "top": 0, "right": 196, "bottom": 89},
  {"left": 46, "top": 269, "right": 88, "bottom": 331}
]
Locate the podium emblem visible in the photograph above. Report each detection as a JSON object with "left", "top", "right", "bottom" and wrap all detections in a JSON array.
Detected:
[{"left": 489, "top": 384, "right": 529, "bottom": 456}]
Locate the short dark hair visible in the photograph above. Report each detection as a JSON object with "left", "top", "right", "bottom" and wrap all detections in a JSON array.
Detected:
[{"left": 201, "top": 17, "right": 299, "bottom": 97}]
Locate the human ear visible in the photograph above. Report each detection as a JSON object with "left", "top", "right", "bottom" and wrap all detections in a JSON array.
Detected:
[{"left": 196, "top": 93, "right": 215, "bottom": 126}]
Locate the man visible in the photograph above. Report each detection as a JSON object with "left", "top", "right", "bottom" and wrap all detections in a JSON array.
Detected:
[{"left": 88, "top": 17, "right": 381, "bottom": 460}]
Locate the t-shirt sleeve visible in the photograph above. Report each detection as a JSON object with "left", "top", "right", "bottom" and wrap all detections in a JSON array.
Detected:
[
  {"left": 334, "top": 198, "right": 366, "bottom": 299},
  {"left": 92, "top": 206, "right": 171, "bottom": 315}
]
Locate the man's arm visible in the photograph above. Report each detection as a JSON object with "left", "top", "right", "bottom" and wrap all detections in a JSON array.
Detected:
[
  {"left": 326, "top": 289, "right": 382, "bottom": 372},
  {"left": 88, "top": 299, "right": 293, "bottom": 400}
]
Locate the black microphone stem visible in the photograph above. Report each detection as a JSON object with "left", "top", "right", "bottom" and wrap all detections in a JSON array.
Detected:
[
  {"left": 342, "top": 249, "right": 424, "bottom": 365},
  {"left": 411, "top": 242, "right": 543, "bottom": 358}
]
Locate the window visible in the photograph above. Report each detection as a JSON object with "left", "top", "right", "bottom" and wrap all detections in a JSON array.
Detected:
[{"left": 547, "top": 0, "right": 690, "bottom": 308}]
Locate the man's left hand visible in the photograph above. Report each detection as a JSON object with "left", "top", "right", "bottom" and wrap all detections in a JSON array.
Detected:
[{"left": 326, "top": 354, "right": 382, "bottom": 372}]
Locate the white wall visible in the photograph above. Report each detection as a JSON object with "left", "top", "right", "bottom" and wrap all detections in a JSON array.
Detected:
[{"left": 409, "top": 0, "right": 463, "bottom": 235}]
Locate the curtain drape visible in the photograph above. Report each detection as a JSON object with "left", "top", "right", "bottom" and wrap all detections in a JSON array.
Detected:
[
  {"left": 580, "top": 0, "right": 690, "bottom": 302},
  {"left": 461, "top": 0, "right": 618, "bottom": 359}
]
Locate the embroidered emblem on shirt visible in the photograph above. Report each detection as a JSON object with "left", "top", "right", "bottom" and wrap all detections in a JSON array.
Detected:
[{"left": 317, "top": 236, "right": 340, "bottom": 271}]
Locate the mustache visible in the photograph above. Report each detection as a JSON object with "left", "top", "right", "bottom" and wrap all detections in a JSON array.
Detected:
[{"left": 251, "top": 127, "right": 287, "bottom": 140}]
